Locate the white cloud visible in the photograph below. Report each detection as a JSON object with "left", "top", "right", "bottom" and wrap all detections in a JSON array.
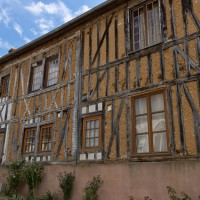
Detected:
[
  {"left": 75, "top": 5, "right": 90, "bottom": 16},
  {"left": 0, "top": 7, "right": 10, "bottom": 26},
  {"left": 25, "top": 1, "right": 73, "bottom": 23},
  {"left": 0, "top": 39, "right": 12, "bottom": 50},
  {"left": 23, "top": 36, "right": 31, "bottom": 43},
  {"left": 35, "top": 18, "right": 55, "bottom": 35},
  {"left": 13, "top": 23, "right": 23, "bottom": 36}
]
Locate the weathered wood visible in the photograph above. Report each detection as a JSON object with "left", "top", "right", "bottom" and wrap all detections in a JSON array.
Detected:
[
  {"left": 106, "top": 18, "right": 110, "bottom": 97},
  {"left": 51, "top": 112, "right": 57, "bottom": 161},
  {"left": 169, "top": 0, "right": 176, "bottom": 38},
  {"left": 91, "top": 14, "right": 114, "bottom": 67},
  {"left": 182, "top": 83, "right": 200, "bottom": 154},
  {"left": 87, "top": 27, "right": 92, "bottom": 100},
  {"left": 167, "top": 85, "right": 176, "bottom": 155},
  {"left": 97, "top": 22, "right": 101, "bottom": 99},
  {"left": 124, "top": 8, "right": 130, "bottom": 55},
  {"left": 174, "top": 46, "right": 200, "bottom": 73},
  {"left": 197, "top": 37, "right": 200, "bottom": 66},
  {"left": 176, "top": 84, "right": 187, "bottom": 156},
  {"left": 160, "top": 49, "right": 165, "bottom": 81},
  {"left": 125, "top": 97, "right": 131, "bottom": 157},
  {"left": 147, "top": 54, "right": 152, "bottom": 84},
  {"left": 160, "top": 0, "right": 168, "bottom": 41},
  {"left": 136, "top": 58, "right": 140, "bottom": 87},
  {"left": 106, "top": 98, "right": 125, "bottom": 159},
  {"left": 101, "top": 102, "right": 106, "bottom": 160},
  {"left": 126, "top": 61, "right": 130, "bottom": 90}
]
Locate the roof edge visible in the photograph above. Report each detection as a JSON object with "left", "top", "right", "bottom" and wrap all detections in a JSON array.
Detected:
[{"left": 0, "top": 0, "right": 126, "bottom": 65}]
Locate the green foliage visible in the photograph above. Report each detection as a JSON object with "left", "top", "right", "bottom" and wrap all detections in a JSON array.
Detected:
[
  {"left": 7, "top": 159, "right": 26, "bottom": 193},
  {"left": 82, "top": 175, "right": 103, "bottom": 200},
  {"left": 23, "top": 161, "right": 43, "bottom": 199},
  {"left": 9, "top": 194, "right": 25, "bottom": 200},
  {"left": 167, "top": 186, "right": 193, "bottom": 200},
  {"left": 40, "top": 190, "right": 55, "bottom": 200},
  {"left": 57, "top": 172, "right": 75, "bottom": 200}
]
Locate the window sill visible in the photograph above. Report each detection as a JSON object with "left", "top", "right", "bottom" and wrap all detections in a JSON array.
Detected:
[
  {"left": 130, "top": 152, "right": 171, "bottom": 158},
  {"left": 128, "top": 41, "right": 163, "bottom": 55}
]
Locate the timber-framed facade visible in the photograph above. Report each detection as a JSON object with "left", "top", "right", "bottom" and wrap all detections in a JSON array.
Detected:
[{"left": 0, "top": 0, "right": 200, "bottom": 165}]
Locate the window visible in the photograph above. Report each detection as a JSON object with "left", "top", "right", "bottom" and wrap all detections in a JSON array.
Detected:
[
  {"left": 29, "top": 61, "right": 43, "bottom": 92},
  {"left": 130, "top": 0, "right": 161, "bottom": 51},
  {"left": 39, "top": 124, "right": 52, "bottom": 152},
  {"left": 0, "top": 75, "right": 10, "bottom": 97},
  {"left": 82, "top": 116, "right": 101, "bottom": 150},
  {"left": 43, "top": 55, "right": 59, "bottom": 88},
  {"left": 23, "top": 128, "right": 36, "bottom": 154},
  {"left": 132, "top": 90, "right": 168, "bottom": 154}
]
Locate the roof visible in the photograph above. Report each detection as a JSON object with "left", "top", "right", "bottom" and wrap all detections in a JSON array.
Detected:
[{"left": 0, "top": 0, "right": 127, "bottom": 66}]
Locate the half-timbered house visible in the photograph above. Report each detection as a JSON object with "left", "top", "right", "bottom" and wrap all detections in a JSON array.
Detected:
[{"left": 0, "top": 0, "right": 200, "bottom": 199}]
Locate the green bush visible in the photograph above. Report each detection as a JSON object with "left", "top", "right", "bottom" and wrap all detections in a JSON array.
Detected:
[
  {"left": 9, "top": 194, "right": 25, "bottom": 200},
  {"left": 82, "top": 175, "right": 103, "bottom": 200},
  {"left": 7, "top": 159, "right": 26, "bottom": 193},
  {"left": 23, "top": 161, "right": 43, "bottom": 199},
  {"left": 40, "top": 190, "right": 55, "bottom": 200},
  {"left": 57, "top": 172, "right": 75, "bottom": 200}
]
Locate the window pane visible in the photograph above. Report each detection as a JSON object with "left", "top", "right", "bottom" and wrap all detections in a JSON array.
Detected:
[
  {"left": 136, "top": 134, "right": 149, "bottom": 153},
  {"left": 86, "top": 130, "right": 90, "bottom": 138},
  {"left": 86, "top": 139, "right": 89, "bottom": 147},
  {"left": 95, "top": 120, "right": 99, "bottom": 128},
  {"left": 152, "top": 112, "right": 166, "bottom": 132},
  {"left": 136, "top": 115, "right": 148, "bottom": 133},
  {"left": 91, "top": 121, "right": 95, "bottom": 129},
  {"left": 86, "top": 122, "right": 90, "bottom": 129},
  {"left": 90, "top": 129, "right": 94, "bottom": 138},
  {"left": 135, "top": 97, "right": 147, "bottom": 115},
  {"left": 153, "top": 132, "right": 167, "bottom": 152},
  {"left": 90, "top": 139, "right": 94, "bottom": 147},
  {"left": 95, "top": 129, "right": 99, "bottom": 137},
  {"left": 95, "top": 138, "right": 99, "bottom": 147},
  {"left": 151, "top": 93, "right": 164, "bottom": 112}
]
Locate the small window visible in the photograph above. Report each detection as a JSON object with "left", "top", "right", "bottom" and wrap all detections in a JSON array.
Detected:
[
  {"left": 23, "top": 128, "right": 36, "bottom": 154},
  {"left": 132, "top": 90, "right": 168, "bottom": 154},
  {"left": 0, "top": 75, "right": 10, "bottom": 97},
  {"left": 82, "top": 116, "right": 101, "bottom": 150},
  {"left": 39, "top": 124, "right": 53, "bottom": 152},
  {"left": 29, "top": 61, "right": 43, "bottom": 92},
  {"left": 43, "top": 55, "right": 59, "bottom": 88},
  {"left": 130, "top": 0, "right": 162, "bottom": 51}
]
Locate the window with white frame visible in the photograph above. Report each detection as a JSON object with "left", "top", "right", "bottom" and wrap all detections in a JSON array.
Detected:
[{"left": 131, "top": 0, "right": 162, "bottom": 51}]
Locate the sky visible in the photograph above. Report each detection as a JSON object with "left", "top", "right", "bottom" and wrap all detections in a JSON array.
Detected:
[{"left": 0, "top": 0, "right": 106, "bottom": 57}]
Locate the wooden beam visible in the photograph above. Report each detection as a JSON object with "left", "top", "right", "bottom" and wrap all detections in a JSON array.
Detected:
[
  {"left": 125, "top": 98, "right": 131, "bottom": 157},
  {"left": 147, "top": 54, "right": 152, "bottom": 84}
]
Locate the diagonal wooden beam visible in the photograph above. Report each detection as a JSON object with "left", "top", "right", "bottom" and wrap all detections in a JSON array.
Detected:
[
  {"left": 49, "top": 90, "right": 59, "bottom": 109},
  {"left": 91, "top": 14, "right": 114, "bottom": 67},
  {"left": 173, "top": 46, "right": 200, "bottom": 73},
  {"left": 105, "top": 98, "right": 125, "bottom": 159},
  {"left": 88, "top": 70, "right": 106, "bottom": 101}
]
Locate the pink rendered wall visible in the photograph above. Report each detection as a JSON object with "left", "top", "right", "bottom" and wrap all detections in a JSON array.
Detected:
[{"left": 16, "top": 160, "right": 200, "bottom": 199}]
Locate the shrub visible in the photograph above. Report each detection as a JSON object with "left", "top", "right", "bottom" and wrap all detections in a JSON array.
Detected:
[
  {"left": 9, "top": 194, "right": 25, "bottom": 200},
  {"left": 23, "top": 161, "right": 43, "bottom": 199},
  {"left": 82, "top": 175, "right": 103, "bottom": 200},
  {"left": 40, "top": 190, "right": 55, "bottom": 200},
  {"left": 57, "top": 172, "right": 75, "bottom": 200},
  {"left": 7, "top": 159, "right": 25, "bottom": 193}
]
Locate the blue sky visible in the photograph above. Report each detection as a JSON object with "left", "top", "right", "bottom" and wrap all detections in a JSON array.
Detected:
[{"left": 0, "top": 0, "right": 106, "bottom": 57}]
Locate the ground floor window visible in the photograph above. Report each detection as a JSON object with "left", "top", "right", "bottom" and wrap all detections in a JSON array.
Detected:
[
  {"left": 82, "top": 116, "right": 102, "bottom": 150},
  {"left": 132, "top": 89, "right": 169, "bottom": 154},
  {"left": 23, "top": 128, "right": 36, "bottom": 154}
]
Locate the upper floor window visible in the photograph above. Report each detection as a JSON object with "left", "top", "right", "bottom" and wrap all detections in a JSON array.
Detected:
[
  {"left": 39, "top": 124, "right": 52, "bottom": 152},
  {"left": 29, "top": 55, "right": 59, "bottom": 93},
  {"left": 130, "top": 0, "right": 162, "bottom": 51},
  {"left": 23, "top": 128, "right": 36, "bottom": 154},
  {"left": 43, "top": 55, "right": 59, "bottom": 87},
  {"left": 132, "top": 90, "right": 168, "bottom": 155},
  {"left": 0, "top": 75, "right": 10, "bottom": 97},
  {"left": 82, "top": 116, "right": 102, "bottom": 150}
]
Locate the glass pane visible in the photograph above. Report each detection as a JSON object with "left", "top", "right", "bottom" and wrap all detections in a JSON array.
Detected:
[
  {"left": 86, "top": 122, "right": 90, "bottom": 129},
  {"left": 95, "top": 129, "right": 99, "bottom": 137},
  {"left": 90, "top": 139, "right": 94, "bottom": 147},
  {"left": 136, "top": 115, "right": 148, "bottom": 133},
  {"left": 95, "top": 138, "right": 99, "bottom": 147},
  {"left": 152, "top": 112, "right": 166, "bottom": 132},
  {"left": 95, "top": 120, "right": 99, "bottom": 128},
  {"left": 151, "top": 94, "right": 164, "bottom": 112},
  {"left": 153, "top": 132, "right": 167, "bottom": 152},
  {"left": 136, "top": 134, "right": 149, "bottom": 153},
  {"left": 90, "top": 129, "right": 94, "bottom": 138},
  {"left": 86, "top": 130, "right": 90, "bottom": 138},
  {"left": 135, "top": 97, "right": 147, "bottom": 115},
  {"left": 86, "top": 139, "right": 89, "bottom": 147},
  {"left": 91, "top": 121, "right": 95, "bottom": 129}
]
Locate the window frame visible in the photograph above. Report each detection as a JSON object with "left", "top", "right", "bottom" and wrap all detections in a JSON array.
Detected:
[
  {"left": 39, "top": 124, "right": 53, "bottom": 153},
  {"left": 82, "top": 115, "right": 102, "bottom": 151},
  {"left": 129, "top": 0, "right": 162, "bottom": 52},
  {"left": 43, "top": 55, "right": 59, "bottom": 88},
  {"left": 23, "top": 127, "right": 36, "bottom": 154},
  {"left": 131, "top": 88, "right": 170, "bottom": 156},
  {"left": 0, "top": 74, "right": 10, "bottom": 97}
]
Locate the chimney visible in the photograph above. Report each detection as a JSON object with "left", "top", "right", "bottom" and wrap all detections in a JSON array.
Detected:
[{"left": 8, "top": 48, "right": 17, "bottom": 53}]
